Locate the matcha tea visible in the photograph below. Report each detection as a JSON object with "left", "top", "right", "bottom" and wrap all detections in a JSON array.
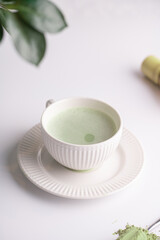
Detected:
[
  {"left": 46, "top": 107, "right": 117, "bottom": 145},
  {"left": 115, "top": 225, "right": 159, "bottom": 240}
]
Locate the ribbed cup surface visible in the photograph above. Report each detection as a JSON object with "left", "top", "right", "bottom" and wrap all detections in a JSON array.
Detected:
[
  {"left": 41, "top": 98, "right": 123, "bottom": 170},
  {"left": 42, "top": 127, "right": 122, "bottom": 170}
]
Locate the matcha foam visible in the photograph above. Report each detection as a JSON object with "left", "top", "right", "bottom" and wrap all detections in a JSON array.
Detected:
[
  {"left": 115, "top": 225, "right": 160, "bottom": 240},
  {"left": 46, "top": 107, "right": 116, "bottom": 145}
]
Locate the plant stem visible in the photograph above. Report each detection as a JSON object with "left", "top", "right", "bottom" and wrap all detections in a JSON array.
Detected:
[
  {"left": 2, "top": 3, "right": 18, "bottom": 10},
  {"left": 0, "top": 3, "right": 9, "bottom": 10}
]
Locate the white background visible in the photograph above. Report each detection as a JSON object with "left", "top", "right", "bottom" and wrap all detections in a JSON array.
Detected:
[{"left": 1, "top": 0, "right": 160, "bottom": 239}]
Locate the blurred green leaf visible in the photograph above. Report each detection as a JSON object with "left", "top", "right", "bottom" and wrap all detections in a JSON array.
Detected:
[
  {"left": 0, "top": 8, "right": 46, "bottom": 65},
  {"left": 7, "top": 0, "right": 67, "bottom": 33},
  {"left": 0, "top": 0, "right": 15, "bottom": 2},
  {"left": 0, "top": 24, "right": 3, "bottom": 41}
]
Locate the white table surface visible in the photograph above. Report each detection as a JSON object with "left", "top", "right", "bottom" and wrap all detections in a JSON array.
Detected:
[{"left": 1, "top": 0, "right": 160, "bottom": 239}]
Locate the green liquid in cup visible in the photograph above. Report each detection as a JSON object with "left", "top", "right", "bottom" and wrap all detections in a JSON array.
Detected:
[{"left": 46, "top": 107, "right": 117, "bottom": 145}]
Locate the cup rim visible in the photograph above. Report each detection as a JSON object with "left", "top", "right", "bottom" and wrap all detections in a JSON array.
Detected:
[{"left": 41, "top": 97, "right": 123, "bottom": 147}]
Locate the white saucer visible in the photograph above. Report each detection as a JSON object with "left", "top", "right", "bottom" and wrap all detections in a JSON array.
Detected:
[{"left": 17, "top": 124, "right": 144, "bottom": 199}]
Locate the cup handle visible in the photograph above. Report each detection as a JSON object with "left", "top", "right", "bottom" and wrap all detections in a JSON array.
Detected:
[{"left": 46, "top": 99, "right": 55, "bottom": 108}]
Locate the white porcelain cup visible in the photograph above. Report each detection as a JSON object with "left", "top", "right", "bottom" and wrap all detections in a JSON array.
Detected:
[{"left": 41, "top": 98, "right": 123, "bottom": 170}]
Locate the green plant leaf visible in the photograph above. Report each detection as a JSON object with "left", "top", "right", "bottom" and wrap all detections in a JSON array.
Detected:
[
  {"left": 0, "top": 24, "right": 3, "bottom": 41},
  {"left": 0, "top": 8, "right": 46, "bottom": 65},
  {"left": 7, "top": 0, "right": 67, "bottom": 33}
]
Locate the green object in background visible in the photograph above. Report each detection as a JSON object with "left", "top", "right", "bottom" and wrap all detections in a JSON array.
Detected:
[
  {"left": 141, "top": 56, "right": 160, "bottom": 86},
  {"left": 5, "top": 0, "right": 67, "bottom": 34},
  {"left": 114, "top": 225, "right": 159, "bottom": 240},
  {"left": 0, "top": 23, "right": 3, "bottom": 41},
  {"left": 0, "top": 0, "right": 67, "bottom": 65},
  {"left": 0, "top": 9, "right": 46, "bottom": 65}
]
